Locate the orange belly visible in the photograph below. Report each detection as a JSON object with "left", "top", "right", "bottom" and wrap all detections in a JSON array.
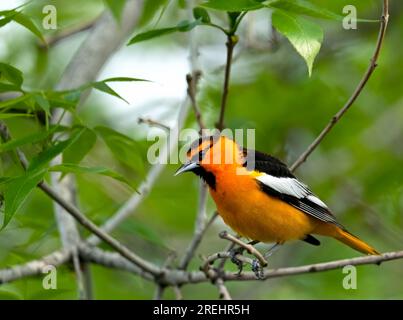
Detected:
[{"left": 209, "top": 171, "right": 320, "bottom": 243}]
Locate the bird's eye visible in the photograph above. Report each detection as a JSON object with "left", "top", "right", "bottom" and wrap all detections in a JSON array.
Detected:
[{"left": 198, "top": 150, "right": 204, "bottom": 161}]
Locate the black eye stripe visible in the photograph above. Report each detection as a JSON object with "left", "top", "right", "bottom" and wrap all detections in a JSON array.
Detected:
[
  {"left": 190, "top": 146, "right": 209, "bottom": 162},
  {"left": 187, "top": 135, "right": 221, "bottom": 161}
]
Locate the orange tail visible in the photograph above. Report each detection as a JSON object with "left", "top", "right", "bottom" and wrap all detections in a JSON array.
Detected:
[{"left": 334, "top": 228, "right": 380, "bottom": 255}]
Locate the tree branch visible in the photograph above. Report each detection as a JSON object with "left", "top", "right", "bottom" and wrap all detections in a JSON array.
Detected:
[
  {"left": 290, "top": 0, "right": 389, "bottom": 171},
  {"left": 40, "top": 17, "right": 99, "bottom": 48},
  {"left": 0, "top": 249, "right": 71, "bottom": 284},
  {"left": 217, "top": 35, "right": 237, "bottom": 130},
  {"left": 215, "top": 277, "right": 232, "bottom": 300},
  {"left": 138, "top": 117, "right": 170, "bottom": 131},
  {"left": 219, "top": 231, "right": 267, "bottom": 267},
  {"left": 38, "top": 182, "right": 162, "bottom": 277},
  {"left": 186, "top": 71, "right": 206, "bottom": 130},
  {"left": 2, "top": 244, "right": 402, "bottom": 289}
]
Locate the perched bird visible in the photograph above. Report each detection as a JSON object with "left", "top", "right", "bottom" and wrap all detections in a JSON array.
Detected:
[{"left": 175, "top": 134, "right": 379, "bottom": 259}]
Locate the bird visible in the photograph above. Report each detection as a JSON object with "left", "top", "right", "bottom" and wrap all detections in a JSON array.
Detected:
[{"left": 175, "top": 134, "right": 379, "bottom": 263}]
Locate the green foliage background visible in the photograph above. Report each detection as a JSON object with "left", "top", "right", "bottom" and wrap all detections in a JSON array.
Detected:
[{"left": 0, "top": 0, "right": 402, "bottom": 299}]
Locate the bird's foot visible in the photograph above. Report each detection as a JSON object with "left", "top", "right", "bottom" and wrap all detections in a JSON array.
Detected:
[
  {"left": 229, "top": 246, "right": 245, "bottom": 276},
  {"left": 252, "top": 259, "right": 265, "bottom": 279}
]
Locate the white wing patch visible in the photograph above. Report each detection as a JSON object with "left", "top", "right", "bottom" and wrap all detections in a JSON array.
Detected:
[{"left": 255, "top": 174, "right": 328, "bottom": 209}]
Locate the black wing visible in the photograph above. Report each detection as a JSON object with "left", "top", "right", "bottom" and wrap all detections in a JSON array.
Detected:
[{"left": 244, "top": 148, "right": 342, "bottom": 228}]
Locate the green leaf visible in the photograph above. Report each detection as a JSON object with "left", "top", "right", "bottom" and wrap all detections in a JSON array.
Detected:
[
  {"left": 49, "top": 164, "right": 134, "bottom": 189},
  {"left": 0, "top": 10, "right": 17, "bottom": 27},
  {"left": 2, "top": 169, "right": 46, "bottom": 230},
  {"left": 128, "top": 27, "right": 178, "bottom": 45},
  {"left": 0, "top": 83, "right": 21, "bottom": 93},
  {"left": 104, "top": 0, "right": 126, "bottom": 21},
  {"left": 94, "top": 126, "right": 144, "bottom": 172},
  {"left": 139, "top": 0, "right": 170, "bottom": 26},
  {"left": 0, "top": 94, "right": 32, "bottom": 109},
  {"left": 87, "top": 77, "right": 149, "bottom": 102},
  {"left": 27, "top": 128, "right": 85, "bottom": 172},
  {"left": 193, "top": 7, "right": 211, "bottom": 23},
  {"left": 12, "top": 12, "right": 45, "bottom": 44},
  {"left": 201, "top": 0, "right": 263, "bottom": 11},
  {"left": 0, "top": 126, "right": 65, "bottom": 153},
  {"left": 266, "top": 0, "right": 341, "bottom": 20},
  {"left": 0, "top": 177, "right": 13, "bottom": 185},
  {"left": 265, "top": 0, "right": 378, "bottom": 22},
  {"left": 92, "top": 81, "right": 128, "bottom": 103},
  {"left": 272, "top": 10, "right": 323, "bottom": 76},
  {"left": 128, "top": 20, "right": 202, "bottom": 45},
  {"left": 100, "top": 77, "right": 150, "bottom": 83},
  {"left": 63, "top": 128, "right": 96, "bottom": 165},
  {"left": 0, "top": 63, "right": 23, "bottom": 88},
  {"left": 0, "top": 113, "right": 33, "bottom": 119},
  {"left": 33, "top": 93, "right": 50, "bottom": 115}
]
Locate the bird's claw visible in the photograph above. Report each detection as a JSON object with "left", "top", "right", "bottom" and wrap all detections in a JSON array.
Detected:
[
  {"left": 252, "top": 259, "right": 265, "bottom": 279},
  {"left": 229, "top": 247, "right": 245, "bottom": 276}
]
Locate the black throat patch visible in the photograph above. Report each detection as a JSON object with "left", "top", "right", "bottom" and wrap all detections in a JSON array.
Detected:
[{"left": 192, "top": 166, "right": 216, "bottom": 190}]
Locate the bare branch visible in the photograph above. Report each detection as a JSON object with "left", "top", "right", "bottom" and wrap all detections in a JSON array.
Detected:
[
  {"left": 40, "top": 17, "right": 99, "bottom": 48},
  {"left": 290, "top": 0, "right": 390, "bottom": 171},
  {"left": 80, "top": 248, "right": 403, "bottom": 285},
  {"left": 216, "top": 278, "right": 232, "bottom": 300},
  {"left": 2, "top": 244, "right": 402, "bottom": 288},
  {"left": 219, "top": 231, "right": 267, "bottom": 267},
  {"left": 153, "top": 285, "right": 165, "bottom": 300},
  {"left": 0, "top": 249, "right": 71, "bottom": 284},
  {"left": 38, "top": 182, "right": 162, "bottom": 277},
  {"left": 138, "top": 117, "right": 170, "bottom": 131},
  {"left": 217, "top": 35, "right": 237, "bottom": 130},
  {"left": 186, "top": 70, "right": 206, "bottom": 130}
]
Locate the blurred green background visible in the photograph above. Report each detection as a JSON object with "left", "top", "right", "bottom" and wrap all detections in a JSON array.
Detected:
[{"left": 0, "top": 0, "right": 402, "bottom": 299}]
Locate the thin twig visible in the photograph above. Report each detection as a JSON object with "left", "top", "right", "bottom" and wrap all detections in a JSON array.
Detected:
[
  {"left": 219, "top": 231, "right": 267, "bottom": 267},
  {"left": 173, "top": 286, "right": 183, "bottom": 300},
  {"left": 290, "top": 0, "right": 389, "bottom": 171},
  {"left": 217, "top": 235, "right": 241, "bottom": 270},
  {"left": 38, "top": 182, "right": 162, "bottom": 277},
  {"left": 201, "top": 251, "right": 253, "bottom": 273},
  {"left": 40, "top": 17, "right": 99, "bottom": 48},
  {"left": 153, "top": 285, "right": 165, "bottom": 300},
  {"left": 216, "top": 278, "right": 232, "bottom": 300},
  {"left": 71, "top": 249, "right": 87, "bottom": 300},
  {"left": 138, "top": 117, "right": 170, "bottom": 131},
  {"left": 186, "top": 70, "right": 206, "bottom": 130},
  {"left": 153, "top": 251, "right": 177, "bottom": 300},
  {"left": 217, "top": 35, "right": 237, "bottom": 130},
  {"left": 1, "top": 245, "right": 403, "bottom": 286}
]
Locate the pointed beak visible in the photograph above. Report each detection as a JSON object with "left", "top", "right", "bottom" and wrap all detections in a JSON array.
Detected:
[{"left": 174, "top": 161, "right": 199, "bottom": 176}]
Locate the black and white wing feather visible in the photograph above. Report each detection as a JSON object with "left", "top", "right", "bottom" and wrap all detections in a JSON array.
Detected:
[{"left": 244, "top": 148, "right": 342, "bottom": 228}]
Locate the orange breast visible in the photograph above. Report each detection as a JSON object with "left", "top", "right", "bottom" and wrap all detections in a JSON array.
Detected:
[{"left": 209, "top": 170, "right": 320, "bottom": 243}]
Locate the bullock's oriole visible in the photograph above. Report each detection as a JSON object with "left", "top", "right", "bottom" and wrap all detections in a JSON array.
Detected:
[{"left": 176, "top": 134, "right": 379, "bottom": 259}]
